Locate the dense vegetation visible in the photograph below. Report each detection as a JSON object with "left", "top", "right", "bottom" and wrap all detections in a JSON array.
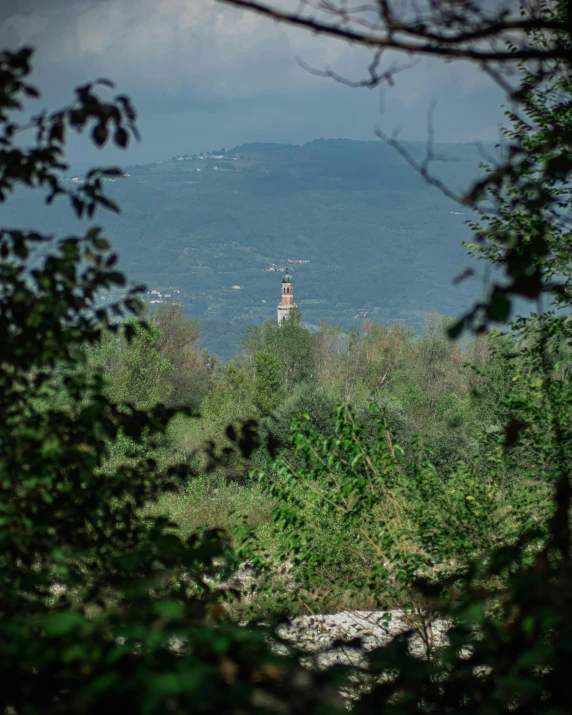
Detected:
[
  {"left": 4, "top": 0, "right": 572, "bottom": 712},
  {"left": 104, "top": 305, "right": 549, "bottom": 619}
]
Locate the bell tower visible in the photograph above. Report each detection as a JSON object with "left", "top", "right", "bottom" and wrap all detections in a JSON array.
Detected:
[{"left": 277, "top": 265, "right": 295, "bottom": 324}]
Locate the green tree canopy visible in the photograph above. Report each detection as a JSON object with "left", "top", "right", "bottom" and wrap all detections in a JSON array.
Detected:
[
  {"left": 0, "top": 47, "right": 334, "bottom": 714},
  {"left": 244, "top": 315, "right": 315, "bottom": 389}
]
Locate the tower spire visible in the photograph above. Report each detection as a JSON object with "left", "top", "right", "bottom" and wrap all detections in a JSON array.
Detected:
[{"left": 277, "top": 263, "right": 296, "bottom": 323}]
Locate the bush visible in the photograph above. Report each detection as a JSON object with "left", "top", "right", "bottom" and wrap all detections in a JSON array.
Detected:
[{"left": 237, "top": 401, "right": 549, "bottom": 616}]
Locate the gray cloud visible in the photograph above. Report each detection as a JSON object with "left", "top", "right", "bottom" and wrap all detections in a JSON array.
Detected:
[{"left": 0, "top": 0, "right": 506, "bottom": 163}]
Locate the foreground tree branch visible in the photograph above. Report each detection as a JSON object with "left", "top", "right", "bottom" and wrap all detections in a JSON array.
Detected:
[
  {"left": 218, "top": 0, "right": 572, "bottom": 68},
  {"left": 217, "top": 0, "right": 572, "bottom": 334}
]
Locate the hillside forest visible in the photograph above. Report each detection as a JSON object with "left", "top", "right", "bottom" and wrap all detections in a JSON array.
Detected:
[
  {"left": 5, "top": 1, "right": 572, "bottom": 712},
  {"left": 3, "top": 137, "right": 488, "bottom": 358},
  {"left": 98, "top": 301, "right": 556, "bottom": 618}
]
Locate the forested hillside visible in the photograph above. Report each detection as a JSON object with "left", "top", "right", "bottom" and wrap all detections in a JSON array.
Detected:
[
  {"left": 3, "top": 138, "right": 486, "bottom": 356},
  {"left": 5, "top": 1, "right": 572, "bottom": 709}
]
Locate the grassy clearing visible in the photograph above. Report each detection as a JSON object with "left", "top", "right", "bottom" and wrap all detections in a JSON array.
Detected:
[{"left": 149, "top": 476, "right": 275, "bottom": 541}]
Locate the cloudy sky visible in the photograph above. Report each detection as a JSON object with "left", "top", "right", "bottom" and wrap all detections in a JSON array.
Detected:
[{"left": 0, "top": 0, "right": 506, "bottom": 164}]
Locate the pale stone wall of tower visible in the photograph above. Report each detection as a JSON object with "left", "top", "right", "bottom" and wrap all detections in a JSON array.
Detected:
[
  {"left": 277, "top": 279, "right": 296, "bottom": 323},
  {"left": 277, "top": 305, "right": 291, "bottom": 323}
]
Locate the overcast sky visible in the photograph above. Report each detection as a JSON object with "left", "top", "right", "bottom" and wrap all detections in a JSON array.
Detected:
[{"left": 0, "top": 0, "right": 507, "bottom": 164}]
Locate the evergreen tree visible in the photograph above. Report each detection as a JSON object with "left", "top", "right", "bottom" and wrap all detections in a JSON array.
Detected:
[{"left": 254, "top": 350, "right": 285, "bottom": 414}]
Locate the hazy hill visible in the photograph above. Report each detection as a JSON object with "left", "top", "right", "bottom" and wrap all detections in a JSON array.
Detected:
[{"left": 4, "top": 138, "right": 489, "bottom": 357}]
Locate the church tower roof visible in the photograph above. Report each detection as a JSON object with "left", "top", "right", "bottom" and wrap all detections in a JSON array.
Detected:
[{"left": 282, "top": 265, "right": 293, "bottom": 284}]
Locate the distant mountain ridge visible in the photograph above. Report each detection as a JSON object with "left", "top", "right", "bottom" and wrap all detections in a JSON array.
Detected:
[{"left": 4, "top": 138, "right": 489, "bottom": 357}]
